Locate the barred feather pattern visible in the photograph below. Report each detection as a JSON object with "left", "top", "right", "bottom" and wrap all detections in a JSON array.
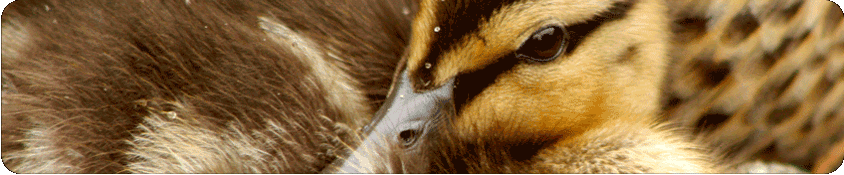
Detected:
[{"left": 664, "top": 0, "right": 844, "bottom": 173}]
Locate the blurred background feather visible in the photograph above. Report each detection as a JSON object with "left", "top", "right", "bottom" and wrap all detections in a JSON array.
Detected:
[{"left": 665, "top": 0, "right": 843, "bottom": 173}]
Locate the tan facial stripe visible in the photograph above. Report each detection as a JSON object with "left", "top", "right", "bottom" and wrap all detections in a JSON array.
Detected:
[
  {"left": 452, "top": 54, "right": 519, "bottom": 114},
  {"left": 410, "top": 0, "right": 523, "bottom": 92},
  {"left": 564, "top": 0, "right": 637, "bottom": 55}
]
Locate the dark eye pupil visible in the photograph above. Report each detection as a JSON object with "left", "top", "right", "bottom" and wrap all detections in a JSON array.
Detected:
[
  {"left": 399, "top": 130, "right": 418, "bottom": 147},
  {"left": 516, "top": 26, "right": 567, "bottom": 62}
]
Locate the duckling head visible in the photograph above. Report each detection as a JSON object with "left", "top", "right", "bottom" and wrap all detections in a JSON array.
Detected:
[{"left": 326, "top": 0, "right": 672, "bottom": 173}]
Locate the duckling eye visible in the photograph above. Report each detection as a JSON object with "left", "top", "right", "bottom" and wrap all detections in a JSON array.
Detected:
[
  {"left": 515, "top": 25, "right": 568, "bottom": 62},
  {"left": 398, "top": 129, "right": 419, "bottom": 147}
]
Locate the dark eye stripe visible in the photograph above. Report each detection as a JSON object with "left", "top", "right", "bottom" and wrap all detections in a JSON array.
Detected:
[
  {"left": 411, "top": 0, "right": 522, "bottom": 92},
  {"left": 565, "top": 0, "right": 637, "bottom": 55},
  {"left": 453, "top": 53, "right": 519, "bottom": 114},
  {"left": 453, "top": 0, "right": 638, "bottom": 115}
]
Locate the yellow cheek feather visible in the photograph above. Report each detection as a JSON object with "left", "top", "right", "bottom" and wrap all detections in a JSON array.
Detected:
[{"left": 454, "top": 60, "right": 611, "bottom": 142}]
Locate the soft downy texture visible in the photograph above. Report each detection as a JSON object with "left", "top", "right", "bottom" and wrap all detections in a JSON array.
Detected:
[
  {"left": 1, "top": 0, "right": 413, "bottom": 173},
  {"left": 3, "top": 0, "right": 840, "bottom": 173}
]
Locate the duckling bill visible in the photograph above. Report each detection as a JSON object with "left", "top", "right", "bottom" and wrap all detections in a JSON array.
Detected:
[{"left": 330, "top": 68, "right": 455, "bottom": 173}]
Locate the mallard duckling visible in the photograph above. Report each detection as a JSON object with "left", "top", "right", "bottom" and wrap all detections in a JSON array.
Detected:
[
  {"left": 6, "top": 0, "right": 835, "bottom": 173},
  {"left": 327, "top": 0, "right": 723, "bottom": 173},
  {"left": 1, "top": 0, "right": 413, "bottom": 173}
]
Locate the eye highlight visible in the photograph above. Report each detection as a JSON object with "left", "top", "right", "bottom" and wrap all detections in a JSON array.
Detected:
[{"left": 515, "top": 25, "right": 568, "bottom": 62}]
